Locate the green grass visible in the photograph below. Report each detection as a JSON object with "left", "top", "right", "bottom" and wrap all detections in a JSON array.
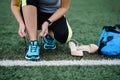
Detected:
[
  {"left": 1, "top": 0, "right": 120, "bottom": 60},
  {"left": 0, "top": 66, "right": 120, "bottom": 80},
  {"left": 1, "top": 0, "right": 120, "bottom": 80}
]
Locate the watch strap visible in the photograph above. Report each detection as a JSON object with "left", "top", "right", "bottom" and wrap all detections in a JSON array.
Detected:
[{"left": 46, "top": 19, "right": 52, "bottom": 25}]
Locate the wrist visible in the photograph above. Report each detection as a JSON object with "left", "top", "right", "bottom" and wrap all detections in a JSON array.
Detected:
[
  {"left": 46, "top": 19, "right": 52, "bottom": 26},
  {"left": 19, "top": 22, "right": 24, "bottom": 26},
  {"left": 19, "top": 23, "right": 25, "bottom": 28}
]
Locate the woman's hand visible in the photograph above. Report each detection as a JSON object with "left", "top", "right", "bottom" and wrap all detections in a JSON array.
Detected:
[
  {"left": 40, "top": 21, "right": 49, "bottom": 37},
  {"left": 40, "top": 22, "right": 49, "bottom": 37},
  {"left": 18, "top": 23, "right": 26, "bottom": 38}
]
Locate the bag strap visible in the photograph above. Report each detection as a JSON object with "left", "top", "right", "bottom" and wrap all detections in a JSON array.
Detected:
[
  {"left": 103, "top": 25, "right": 120, "bottom": 33},
  {"left": 98, "top": 37, "right": 106, "bottom": 55}
]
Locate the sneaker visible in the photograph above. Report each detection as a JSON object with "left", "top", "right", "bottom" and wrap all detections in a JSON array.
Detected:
[
  {"left": 43, "top": 35, "right": 56, "bottom": 49},
  {"left": 25, "top": 40, "right": 40, "bottom": 60}
]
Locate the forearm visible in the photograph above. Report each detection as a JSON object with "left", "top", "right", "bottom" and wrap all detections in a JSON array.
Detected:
[
  {"left": 48, "top": 0, "right": 70, "bottom": 23},
  {"left": 11, "top": 4, "right": 24, "bottom": 25},
  {"left": 48, "top": 8, "right": 69, "bottom": 22}
]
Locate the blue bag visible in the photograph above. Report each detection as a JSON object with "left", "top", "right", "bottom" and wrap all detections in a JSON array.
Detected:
[{"left": 98, "top": 25, "right": 120, "bottom": 58}]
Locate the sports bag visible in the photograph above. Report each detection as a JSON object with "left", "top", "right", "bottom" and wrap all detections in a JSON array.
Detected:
[{"left": 98, "top": 25, "right": 120, "bottom": 58}]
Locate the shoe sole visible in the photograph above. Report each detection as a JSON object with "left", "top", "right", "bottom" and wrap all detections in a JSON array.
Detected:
[
  {"left": 44, "top": 45, "right": 56, "bottom": 50},
  {"left": 25, "top": 56, "right": 40, "bottom": 61}
]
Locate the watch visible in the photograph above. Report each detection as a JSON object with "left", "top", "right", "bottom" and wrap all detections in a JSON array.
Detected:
[{"left": 46, "top": 19, "right": 52, "bottom": 26}]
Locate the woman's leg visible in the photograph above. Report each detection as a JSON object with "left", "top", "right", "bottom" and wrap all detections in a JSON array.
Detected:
[
  {"left": 52, "top": 16, "right": 73, "bottom": 43},
  {"left": 21, "top": 1, "right": 38, "bottom": 41},
  {"left": 37, "top": 12, "right": 72, "bottom": 49},
  {"left": 43, "top": 16, "right": 72, "bottom": 49},
  {"left": 21, "top": 0, "right": 40, "bottom": 60}
]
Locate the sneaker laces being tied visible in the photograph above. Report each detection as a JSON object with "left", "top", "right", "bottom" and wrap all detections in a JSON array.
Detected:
[
  {"left": 30, "top": 41, "right": 38, "bottom": 52},
  {"left": 45, "top": 35, "right": 55, "bottom": 45}
]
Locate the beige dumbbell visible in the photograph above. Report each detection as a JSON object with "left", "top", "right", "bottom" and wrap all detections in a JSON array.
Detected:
[
  {"left": 77, "top": 44, "right": 98, "bottom": 54},
  {"left": 69, "top": 41, "right": 83, "bottom": 56}
]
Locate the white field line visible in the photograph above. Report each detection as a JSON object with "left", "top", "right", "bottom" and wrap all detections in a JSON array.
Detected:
[{"left": 0, "top": 59, "right": 120, "bottom": 66}]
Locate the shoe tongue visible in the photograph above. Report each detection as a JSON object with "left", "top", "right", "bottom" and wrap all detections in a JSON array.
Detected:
[
  {"left": 46, "top": 35, "right": 53, "bottom": 40},
  {"left": 31, "top": 41, "right": 38, "bottom": 46},
  {"left": 46, "top": 35, "right": 50, "bottom": 38}
]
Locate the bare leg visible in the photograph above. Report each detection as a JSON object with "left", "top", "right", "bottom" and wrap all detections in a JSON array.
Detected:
[{"left": 22, "top": 5, "right": 37, "bottom": 41}]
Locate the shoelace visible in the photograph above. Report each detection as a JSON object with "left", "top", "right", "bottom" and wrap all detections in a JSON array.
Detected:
[
  {"left": 46, "top": 36, "right": 54, "bottom": 45},
  {"left": 30, "top": 45, "right": 37, "bottom": 52}
]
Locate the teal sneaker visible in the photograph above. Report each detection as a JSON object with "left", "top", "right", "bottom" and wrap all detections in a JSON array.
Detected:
[
  {"left": 25, "top": 40, "right": 40, "bottom": 60},
  {"left": 43, "top": 35, "right": 56, "bottom": 49}
]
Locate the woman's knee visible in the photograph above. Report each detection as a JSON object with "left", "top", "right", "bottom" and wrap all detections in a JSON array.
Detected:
[{"left": 54, "top": 32, "right": 69, "bottom": 43}]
